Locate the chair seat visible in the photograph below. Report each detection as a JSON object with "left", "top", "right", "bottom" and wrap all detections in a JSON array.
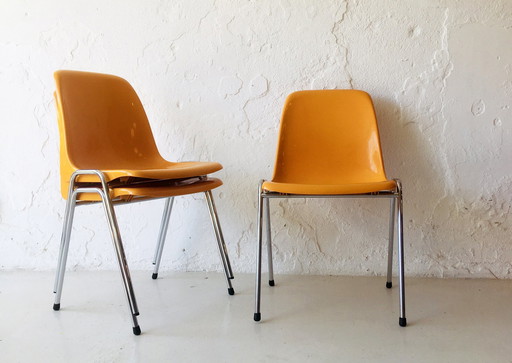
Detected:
[
  {"left": 78, "top": 178, "right": 223, "bottom": 201},
  {"left": 75, "top": 161, "right": 223, "bottom": 183},
  {"left": 262, "top": 179, "right": 397, "bottom": 195}
]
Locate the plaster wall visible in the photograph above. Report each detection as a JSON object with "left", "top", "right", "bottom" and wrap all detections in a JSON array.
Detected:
[{"left": 0, "top": 0, "right": 511, "bottom": 278}]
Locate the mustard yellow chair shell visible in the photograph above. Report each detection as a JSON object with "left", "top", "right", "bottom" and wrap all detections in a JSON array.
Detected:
[
  {"left": 254, "top": 90, "right": 406, "bottom": 327},
  {"left": 53, "top": 70, "right": 234, "bottom": 335}
]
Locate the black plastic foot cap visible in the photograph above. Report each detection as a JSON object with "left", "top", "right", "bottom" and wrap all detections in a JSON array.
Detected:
[
  {"left": 152, "top": 273, "right": 158, "bottom": 280},
  {"left": 53, "top": 303, "right": 60, "bottom": 311},
  {"left": 228, "top": 287, "right": 235, "bottom": 296},
  {"left": 386, "top": 282, "right": 392, "bottom": 289},
  {"left": 269, "top": 280, "right": 275, "bottom": 286},
  {"left": 133, "top": 326, "right": 141, "bottom": 335},
  {"left": 254, "top": 313, "right": 261, "bottom": 322},
  {"left": 399, "top": 317, "right": 407, "bottom": 327}
]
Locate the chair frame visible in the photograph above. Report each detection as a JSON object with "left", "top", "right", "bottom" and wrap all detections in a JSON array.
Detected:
[
  {"left": 53, "top": 170, "right": 234, "bottom": 335},
  {"left": 254, "top": 178, "right": 406, "bottom": 327}
]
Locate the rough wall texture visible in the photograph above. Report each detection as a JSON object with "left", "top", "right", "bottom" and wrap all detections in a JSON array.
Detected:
[{"left": 0, "top": 1, "right": 511, "bottom": 278}]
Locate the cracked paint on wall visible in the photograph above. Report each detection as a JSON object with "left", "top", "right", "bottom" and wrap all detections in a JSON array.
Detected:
[{"left": 0, "top": 0, "right": 511, "bottom": 279}]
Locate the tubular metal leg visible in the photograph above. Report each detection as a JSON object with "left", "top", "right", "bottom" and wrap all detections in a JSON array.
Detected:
[
  {"left": 204, "top": 190, "right": 234, "bottom": 295},
  {"left": 54, "top": 176, "right": 81, "bottom": 294},
  {"left": 100, "top": 191, "right": 141, "bottom": 335},
  {"left": 254, "top": 181, "right": 264, "bottom": 321},
  {"left": 53, "top": 192, "right": 78, "bottom": 309},
  {"left": 264, "top": 198, "right": 275, "bottom": 286},
  {"left": 53, "top": 223, "right": 67, "bottom": 294},
  {"left": 386, "top": 197, "right": 396, "bottom": 289},
  {"left": 395, "top": 179, "right": 407, "bottom": 327},
  {"left": 205, "top": 191, "right": 234, "bottom": 279},
  {"left": 152, "top": 197, "right": 174, "bottom": 280}
]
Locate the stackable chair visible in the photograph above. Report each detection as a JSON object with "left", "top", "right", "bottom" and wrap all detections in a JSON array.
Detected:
[
  {"left": 53, "top": 70, "right": 234, "bottom": 335},
  {"left": 254, "top": 90, "right": 407, "bottom": 326}
]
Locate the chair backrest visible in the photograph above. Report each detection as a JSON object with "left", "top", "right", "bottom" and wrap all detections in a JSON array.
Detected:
[
  {"left": 54, "top": 70, "right": 170, "bottom": 195},
  {"left": 271, "top": 90, "right": 389, "bottom": 185}
]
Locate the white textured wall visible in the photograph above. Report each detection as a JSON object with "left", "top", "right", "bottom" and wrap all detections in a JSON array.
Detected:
[{"left": 1, "top": 1, "right": 511, "bottom": 278}]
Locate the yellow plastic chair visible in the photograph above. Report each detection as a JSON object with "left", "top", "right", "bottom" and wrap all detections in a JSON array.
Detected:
[
  {"left": 254, "top": 90, "right": 406, "bottom": 327},
  {"left": 53, "top": 70, "right": 234, "bottom": 335}
]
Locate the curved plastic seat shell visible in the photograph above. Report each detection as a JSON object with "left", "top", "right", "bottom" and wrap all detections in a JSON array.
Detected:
[
  {"left": 79, "top": 178, "right": 223, "bottom": 201},
  {"left": 74, "top": 161, "right": 223, "bottom": 186},
  {"left": 54, "top": 70, "right": 222, "bottom": 198}
]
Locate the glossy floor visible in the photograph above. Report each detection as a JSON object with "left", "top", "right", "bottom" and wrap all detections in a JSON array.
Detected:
[{"left": 1, "top": 271, "right": 511, "bottom": 362}]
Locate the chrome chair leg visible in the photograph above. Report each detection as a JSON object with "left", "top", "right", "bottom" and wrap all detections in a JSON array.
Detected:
[
  {"left": 254, "top": 181, "right": 264, "bottom": 321},
  {"left": 53, "top": 224, "right": 67, "bottom": 294},
  {"left": 204, "top": 190, "right": 234, "bottom": 295},
  {"left": 395, "top": 179, "right": 406, "bottom": 327},
  {"left": 386, "top": 197, "right": 396, "bottom": 288},
  {"left": 264, "top": 197, "right": 275, "bottom": 286},
  {"left": 54, "top": 175, "right": 80, "bottom": 294},
  {"left": 100, "top": 190, "right": 141, "bottom": 335},
  {"left": 152, "top": 197, "right": 174, "bottom": 280},
  {"left": 53, "top": 192, "right": 78, "bottom": 310}
]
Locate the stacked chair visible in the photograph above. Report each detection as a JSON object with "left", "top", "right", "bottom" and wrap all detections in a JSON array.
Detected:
[
  {"left": 253, "top": 90, "right": 407, "bottom": 327},
  {"left": 52, "top": 70, "right": 234, "bottom": 335}
]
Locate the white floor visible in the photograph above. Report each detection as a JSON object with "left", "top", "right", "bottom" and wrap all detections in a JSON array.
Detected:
[{"left": 1, "top": 271, "right": 512, "bottom": 362}]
